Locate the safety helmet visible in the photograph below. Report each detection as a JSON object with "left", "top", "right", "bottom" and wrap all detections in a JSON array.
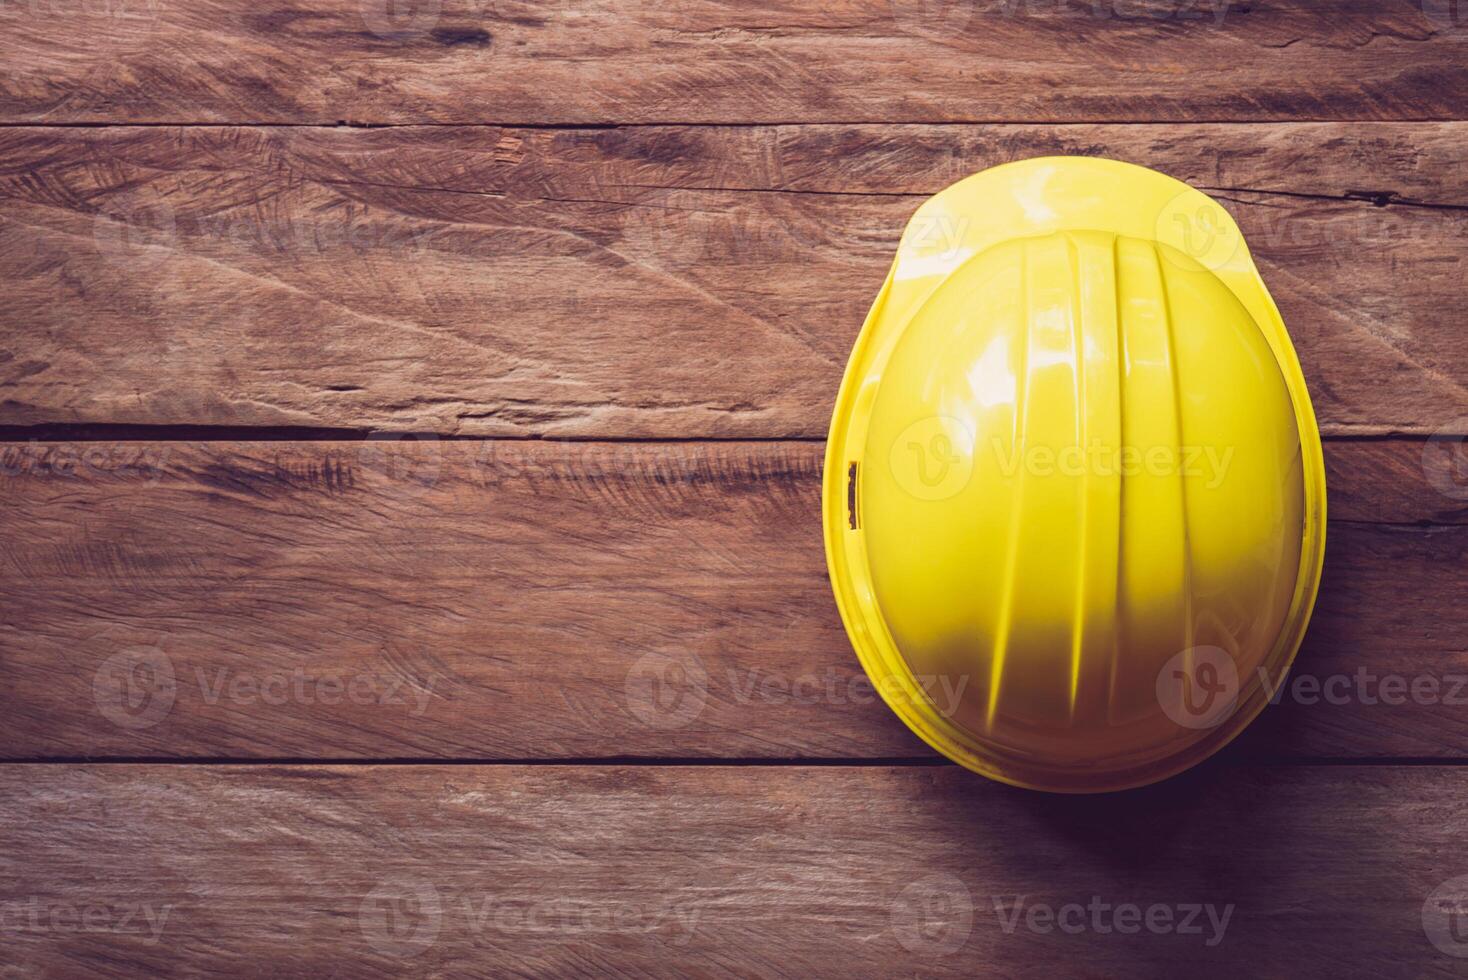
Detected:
[{"left": 824, "top": 157, "right": 1325, "bottom": 793}]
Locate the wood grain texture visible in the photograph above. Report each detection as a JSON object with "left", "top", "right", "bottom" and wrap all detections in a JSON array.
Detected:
[
  {"left": 2, "top": 4, "right": 1463, "bottom": 976},
  {"left": 2, "top": 122, "right": 1466, "bottom": 437},
  {"left": 1, "top": 0, "right": 1466, "bottom": 124},
  {"left": 2, "top": 438, "right": 1463, "bottom": 761},
  {"left": 2, "top": 763, "right": 1465, "bottom": 977}
]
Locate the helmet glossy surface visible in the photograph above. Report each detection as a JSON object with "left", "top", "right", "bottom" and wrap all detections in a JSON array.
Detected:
[{"left": 824, "top": 157, "right": 1326, "bottom": 793}]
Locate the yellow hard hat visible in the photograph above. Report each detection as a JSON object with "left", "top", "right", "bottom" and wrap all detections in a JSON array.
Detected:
[{"left": 824, "top": 157, "right": 1326, "bottom": 793}]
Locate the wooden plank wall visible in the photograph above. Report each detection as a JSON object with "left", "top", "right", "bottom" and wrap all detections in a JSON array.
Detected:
[
  {"left": 2, "top": 123, "right": 1465, "bottom": 435},
  {"left": 1, "top": 1, "right": 1466, "bottom": 976}
]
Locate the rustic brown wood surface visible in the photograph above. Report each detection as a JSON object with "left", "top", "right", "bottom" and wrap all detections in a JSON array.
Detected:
[
  {"left": 3, "top": 0, "right": 1467, "bottom": 975},
  {"left": 2, "top": 0, "right": 1466, "bottom": 125},
  {"left": 2, "top": 123, "right": 1466, "bottom": 436},
  {"left": 2, "top": 438, "right": 1464, "bottom": 763},
  {"left": 2, "top": 763, "right": 1466, "bottom": 978}
]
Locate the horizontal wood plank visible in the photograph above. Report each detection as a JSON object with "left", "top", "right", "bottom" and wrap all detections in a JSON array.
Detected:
[
  {"left": 1, "top": 0, "right": 1465, "bottom": 124},
  {"left": 1, "top": 763, "right": 1465, "bottom": 976},
  {"left": 1, "top": 438, "right": 1463, "bottom": 761},
  {"left": 2, "top": 123, "right": 1465, "bottom": 437}
]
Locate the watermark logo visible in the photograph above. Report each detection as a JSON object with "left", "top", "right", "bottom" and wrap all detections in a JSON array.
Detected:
[
  {"left": 1156, "top": 645, "right": 1239, "bottom": 730},
  {"left": 360, "top": 0, "right": 442, "bottom": 39},
  {"left": 357, "top": 431, "right": 442, "bottom": 490},
  {"left": 92, "top": 192, "right": 177, "bottom": 277},
  {"left": 624, "top": 652, "right": 709, "bottom": 730},
  {"left": 891, "top": 874, "right": 973, "bottom": 955},
  {"left": 359, "top": 877, "right": 443, "bottom": 958},
  {"left": 994, "top": 895, "right": 1233, "bottom": 946},
  {"left": 1421, "top": 0, "right": 1468, "bottom": 36},
  {"left": 890, "top": 416, "right": 975, "bottom": 501},
  {"left": 1154, "top": 189, "right": 1242, "bottom": 272},
  {"left": 92, "top": 644, "right": 176, "bottom": 730},
  {"left": 620, "top": 202, "right": 711, "bottom": 266},
  {"left": 1423, "top": 417, "right": 1468, "bottom": 501},
  {"left": 1424, "top": 875, "right": 1468, "bottom": 957}
]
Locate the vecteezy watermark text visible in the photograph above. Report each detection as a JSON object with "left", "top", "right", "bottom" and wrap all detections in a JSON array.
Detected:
[
  {"left": 0, "top": 442, "right": 170, "bottom": 484},
  {"left": 93, "top": 646, "right": 439, "bottom": 730},
  {"left": 196, "top": 666, "right": 435, "bottom": 716},
  {"left": 993, "top": 895, "right": 1234, "bottom": 947},
  {"left": 625, "top": 654, "right": 970, "bottom": 730},
  {"left": 888, "top": 878, "right": 1235, "bottom": 957},
  {"left": 1260, "top": 668, "right": 1468, "bottom": 708},
  {"left": 0, "top": 898, "right": 173, "bottom": 944},
  {"left": 1158, "top": 646, "right": 1468, "bottom": 733},
  {"left": 991, "top": 439, "right": 1234, "bottom": 488},
  {"left": 358, "top": 877, "right": 698, "bottom": 958}
]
